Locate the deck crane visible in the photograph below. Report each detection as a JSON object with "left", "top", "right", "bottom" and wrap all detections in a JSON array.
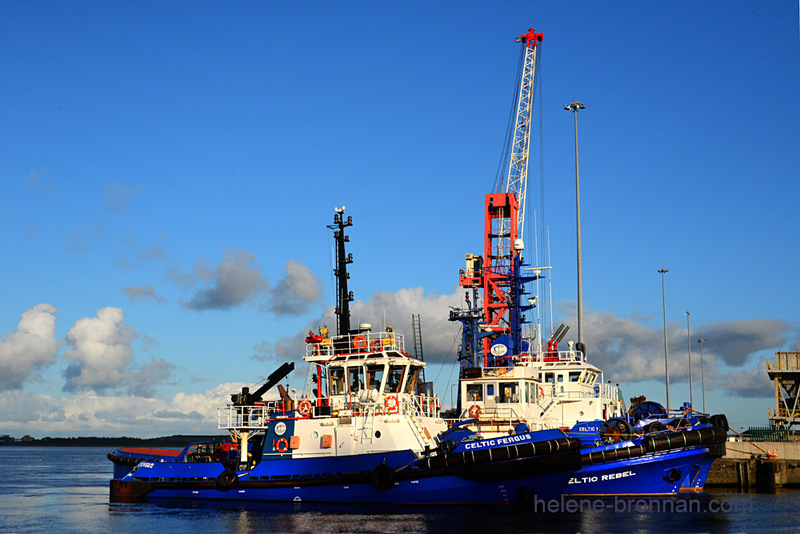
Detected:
[{"left": 450, "top": 28, "right": 544, "bottom": 372}]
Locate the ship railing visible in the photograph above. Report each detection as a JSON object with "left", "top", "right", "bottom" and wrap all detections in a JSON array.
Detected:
[
  {"left": 218, "top": 404, "right": 273, "bottom": 430},
  {"left": 546, "top": 382, "right": 620, "bottom": 400},
  {"left": 219, "top": 392, "right": 440, "bottom": 429},
  {"left": 515, "top": 349, "right": 587, "bottom": 364},
  {"left": 305, "top": 331, "right": 406, "bottom": 359}
]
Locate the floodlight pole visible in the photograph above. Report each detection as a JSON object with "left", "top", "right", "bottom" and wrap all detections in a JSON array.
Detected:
[
  {"left": 658, "top": 269, "right": 670, "bottom": 409},
  {"left": 684, "top": 311, "right": 694, "bottom": 408},
  {"left": 698, "top": 338, "right": 707, "bottom": 413},
  {"left": 565, "top": 100, "right": 586, "bottom": 346}
]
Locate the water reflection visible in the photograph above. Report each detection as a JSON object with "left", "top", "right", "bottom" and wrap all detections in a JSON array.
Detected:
[{"left": 2, "top": 447, "right": 800, "bottom": 534}]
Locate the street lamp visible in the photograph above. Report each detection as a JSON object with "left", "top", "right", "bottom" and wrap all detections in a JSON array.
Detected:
[
  {"left": 698, "top": 338, "right": 707, "bottom": 413},
  {"left": 658, "top": 269, "right": 670, "bottom": 409},
  {"left": 565, "top": 100, "right": 586, "bottom": 347},
  {"left": 684, "top": 311, "right": 694, "bottom": 409}
]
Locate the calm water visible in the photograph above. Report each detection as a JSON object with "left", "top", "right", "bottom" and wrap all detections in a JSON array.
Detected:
[{"left": 0, "top": 447, "right": 798, "bottom": 533}]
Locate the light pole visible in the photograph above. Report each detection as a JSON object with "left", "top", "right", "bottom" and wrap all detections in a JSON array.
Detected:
[
  {"left": 658, "top": 269, "right": 670, "bottom": 409},
  {"left": 565, "top": 100, "right": 586, "bottom": 347},
  {"left": 698, "top": 338, "right": 707, "bottom": 413},
  {"left": 684, "top": 311, "right": 694, "bottom": 408}
]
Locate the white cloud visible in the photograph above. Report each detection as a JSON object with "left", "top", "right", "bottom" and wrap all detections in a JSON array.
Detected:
[
  {"left": 180, "top": 249, "right": 268, "bottom": 310},
  {"left": 63, "top": 307, "right": 138, "bottom": 392},
  {"left": 0, "top": 304, "right": 59, "bottom": 390},
  {"left": 0, "top": 382, "right": 248, "bottom": 438},
  {"left": 123, "top": 284, "right": 163, "bottom": 303},
  {"left": 266, "top": 259, "right": 324, "bottom": 315},
  {"left": 105, "top": 182, "right": 143, "bottom": 213}
]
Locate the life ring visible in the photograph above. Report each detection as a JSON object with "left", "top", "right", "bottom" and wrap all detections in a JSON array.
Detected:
[
  {"left": 468, "top": 404, "right": 482, "bottom": 418},
  {"left": 370, "top": 339, "right": 382, "bottom": 351},
  {"left": 298, "top": 400, "right": 312, "bottom": 418},
  {"left": 276, "top": 438, "right": 289, "bottom": 453},
  {"left": 384, "top": 394, "right": 399, "bottom": 414},
  {"left": 539, "top": 386, "right": 544, "bottom": 397},
  {"left": 353, "top": 335, "right": 367, "bottom": 350}
]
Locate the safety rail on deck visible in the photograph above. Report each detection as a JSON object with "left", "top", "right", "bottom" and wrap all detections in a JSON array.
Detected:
[
  {"left": 305, "top": 331, "right": 406, "bottom": 358},
  {"left": 516, "top": 350, "right": 587, "bottom": 364},
  {"left": 543, "top": 382, "right": 621, "bottom": 401},
  {"left": 218, "top": 393, "right": 440, "bottom": 430}
]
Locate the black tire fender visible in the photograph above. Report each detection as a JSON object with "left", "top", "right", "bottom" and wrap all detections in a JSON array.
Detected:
[
  {"left": 216, "top": 468, "right": 238, "bottom": 491},
  {"left": 372, "top": 464, "right": 395, "bottom": 490}
]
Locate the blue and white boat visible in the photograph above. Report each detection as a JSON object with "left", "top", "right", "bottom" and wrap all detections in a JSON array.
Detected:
[
  {"left": 108, "top": 208, "right": 582, "bottom": 504},
  {"left": 444, "top": 26, "right": 728, "bottom": 497}
]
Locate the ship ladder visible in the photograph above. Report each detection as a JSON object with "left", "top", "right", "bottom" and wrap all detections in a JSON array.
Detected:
[
  {"left": 410, "top": 414, "right": 434, "bottom": 448},
  {"left": 360, "top": 407, "right": 377, "bottom": 444}
]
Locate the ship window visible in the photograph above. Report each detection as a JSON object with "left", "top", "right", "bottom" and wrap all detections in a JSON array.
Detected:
[
  {"left": 366, "top": 365, "right": 385, "bottom": 393},
  {"left": 499, "top": 382, "right": 518, "bottom": 403},
  {"left": 404, "top": 368, "right": 420, "bottom": 394},
  {"left": 385, "top": 366, "right": 404, "bottom": 394},
  {"left": 466, "top": 384, "right": 483, "bottom": 401},
  {"left": 330, "top": 368, "right": 345, "bottom": 395},
  {"left": 487, "top": 384, "right": 495, "bottom": 397},
  {"left": 569, "top": 372, "right": 581, "bottom": 382},
  {"left": 347, "top": 366, "right": 364, "bottom": 394},
  {"left": 544, "top": 373, "right": 554, "bottom": 383}
]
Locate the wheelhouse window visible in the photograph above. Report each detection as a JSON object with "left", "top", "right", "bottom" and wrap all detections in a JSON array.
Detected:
[
  {"left": 404, "top": 368, "right": 421, "bottom": 394},
  {"left": 347, "top": 366, "right": 364, "bottom": 394},
  {"left": 385, "top": 365, "right": 405, "bottom": 394},
  {"left": 366, "top": 365, "right": 385, "bottom": 392},
  {"left": 544, "top": 373, "right": 554, "bottom": 383},
  {"left": 466, "top": 384, "right": 483, "bottom": 401},
  {"left": 499, "top": 382, "right": 518, "bottom": 403},
  {"left": 569, "top": 372, "right": 581, "bottom": 382},
  {"left": 527, "top": 382, "right": 537, "bottom": 402},
  {"left": 330, "top": 368, "right": 345, "bottom": 395}
]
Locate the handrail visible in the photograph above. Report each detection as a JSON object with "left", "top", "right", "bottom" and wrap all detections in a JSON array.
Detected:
[
  {"left": 305, "top": 331, "right": 406, "bottom": 359},
  {"left": 218, "top": 392, "right": 440, "bottom": 430}
]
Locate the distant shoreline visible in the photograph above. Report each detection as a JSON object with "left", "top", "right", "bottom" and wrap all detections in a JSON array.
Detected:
[{"left": 0, "top": 435, "right": 228, "bottom": 447}]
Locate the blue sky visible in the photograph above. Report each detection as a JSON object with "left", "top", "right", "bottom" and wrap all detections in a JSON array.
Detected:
[{"left": 1, "top": 2, "right": 798, "bottom": 437}]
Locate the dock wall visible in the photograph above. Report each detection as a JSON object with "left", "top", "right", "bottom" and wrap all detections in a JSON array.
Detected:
[{"left": 706, "top": 440, "right": 800, "bottom": 490}]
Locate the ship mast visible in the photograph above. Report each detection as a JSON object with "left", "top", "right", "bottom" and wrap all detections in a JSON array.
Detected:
[{"left": 328, "top": 207, "right": 354, "bottom": 338}]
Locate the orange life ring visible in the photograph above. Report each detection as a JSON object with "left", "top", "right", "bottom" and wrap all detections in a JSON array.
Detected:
[
  {"left": 298, "top": 400, "right": 312, "bottom": 418},
  {"left": 370, "top": 339, "right": 382, "bottom": 351},
  {"left": 539, "top": 386, "right": 544, "bottom": 397},
  {"left": 468, "top": 404, "right": 482, "bottom": 418},
  {"left": 353, "top": 335, "right": 367, "bottom": 350},
  {"left": 276, "top": 438, "right": 289, "bottom": 453},
  {"left": 384, "top": 394, "right": 399, "bottom": 414}
]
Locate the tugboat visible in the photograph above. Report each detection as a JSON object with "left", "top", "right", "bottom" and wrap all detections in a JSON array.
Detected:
[
  {"left": 108, "top": 208, "right": 582, "bottom": 504},
  {"left": 444, "top": 27, "right": 728, "bottom": 496}
]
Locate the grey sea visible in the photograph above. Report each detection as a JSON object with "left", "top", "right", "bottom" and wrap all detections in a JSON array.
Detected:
[{"left": 0, "top": 446, "right": 798, "bottom": 533}]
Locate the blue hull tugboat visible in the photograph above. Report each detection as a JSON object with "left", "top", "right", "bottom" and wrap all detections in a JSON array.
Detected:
[
  {"left": 108, "top": 208, "right": 582, "bottom": 505},
  {"left": 444, "top": 27, "right": 728, "bottom": 497}
]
